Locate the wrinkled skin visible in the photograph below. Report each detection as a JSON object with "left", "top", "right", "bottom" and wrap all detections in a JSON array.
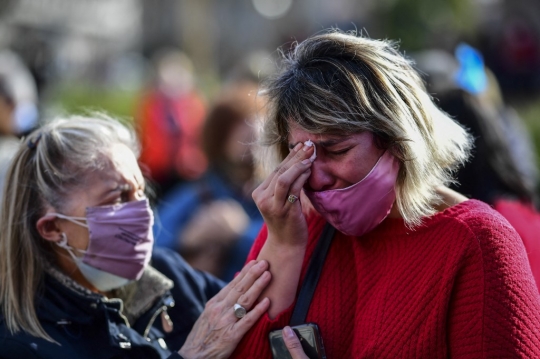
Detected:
[{"left": 178, "top": 260, "right": 271, "bottom": 359}]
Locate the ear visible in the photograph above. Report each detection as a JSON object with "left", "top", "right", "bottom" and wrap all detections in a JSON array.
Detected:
[{"left": 36, "top": 212, "right": 62, "bottom": 243}]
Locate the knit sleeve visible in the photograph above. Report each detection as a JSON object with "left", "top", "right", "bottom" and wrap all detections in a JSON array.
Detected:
[
  {"left": 447, "top": 206, "right": 540, "bottom": 357},
  {"left": 231, "top": 215, "right": 325, "bottom": 358}
]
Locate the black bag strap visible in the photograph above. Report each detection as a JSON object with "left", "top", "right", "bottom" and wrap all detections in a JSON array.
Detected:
[{"left": 290, "top": 223, "right": 335, "bottom": 326}]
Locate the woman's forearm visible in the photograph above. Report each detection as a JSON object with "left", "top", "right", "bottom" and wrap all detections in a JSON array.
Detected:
[{"left": 256, "top": 235, "right": 306, "bottom": 319}]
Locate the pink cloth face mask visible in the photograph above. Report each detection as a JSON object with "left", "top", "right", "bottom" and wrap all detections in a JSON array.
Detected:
[
  {"left": 304, "top": 150, "right": 400, "bottom": 237},
  {"left": 53, "top": 199, "right": 154, "bottom": 282}
]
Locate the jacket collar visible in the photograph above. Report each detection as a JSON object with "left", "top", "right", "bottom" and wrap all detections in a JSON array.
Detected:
[{"left": 42, "top": 264, "right": 173, "bottom": 325}]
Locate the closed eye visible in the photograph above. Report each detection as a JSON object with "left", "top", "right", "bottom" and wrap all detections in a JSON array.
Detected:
[{"left": 327, "top": 147, "right": 351, "bottom": 156}]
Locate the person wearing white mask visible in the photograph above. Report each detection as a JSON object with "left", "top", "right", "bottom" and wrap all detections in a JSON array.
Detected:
[
  {"left": 230, "top": 31, "right": 540, "bottom": 359},
  {"left": 0, "top": 114, "right": 272, "bottom": 359}
]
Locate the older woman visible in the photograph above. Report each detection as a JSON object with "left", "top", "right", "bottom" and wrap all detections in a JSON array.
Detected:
[
  {"left": 0, "top": 115, "right": 271, "bottom": 359},
  {"left": 230, "top": 31, "right": 540, "bottom": 358}
]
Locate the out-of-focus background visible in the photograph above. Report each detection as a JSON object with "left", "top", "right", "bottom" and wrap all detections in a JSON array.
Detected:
[
  {"left": 1, "top": 0, "right": 539, "bottom": 125},
  {"left": 1, "top": 0, "right": 539, "bottom": 279}
]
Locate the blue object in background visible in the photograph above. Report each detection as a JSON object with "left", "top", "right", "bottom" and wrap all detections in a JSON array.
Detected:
[{"left": 454, "top": 43, "right": 488, "bottom": 95}]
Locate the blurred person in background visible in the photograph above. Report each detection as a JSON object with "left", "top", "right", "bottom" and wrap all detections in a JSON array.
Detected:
[
  {"left": 0, "top": 50, "right": 39, "bottom": 137},
  {"left": 0, "top": 77, "right": 20, "bottom": 205},
  {"left": 415, "top": 44, "right": 540, "bottom": 288},
  {"left": 229, "top": 31, "right": 540, "bottom": 358},
  {"left": 0, "top": 50, "right": 40, "bottom": 207},
  {"left": 0, "top": 115, "right": 272, "bottom": 359},
  {"left": 155, "top": 80, "right": 264, "bottom": 281},
  {"left": 136, "top": 49, "right": 207, "bottom": 196},
  {"left": 481, "top": 19, "right": 540, "bottom": 95}
]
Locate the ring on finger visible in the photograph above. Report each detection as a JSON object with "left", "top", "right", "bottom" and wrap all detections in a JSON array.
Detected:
[
  {"left": 287, "top": 194, "right": 299, "bottom": 204},
  {"left": 233, "top": 303, "right": 247, "bottom": 319}
]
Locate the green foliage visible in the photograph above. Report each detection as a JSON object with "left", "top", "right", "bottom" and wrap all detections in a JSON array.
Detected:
[
  {"left": 49, "top": 84, "right": 140, "bottom": 122},
  {"left": 379, "top": 0, "right": 476, "bottom": 51}
]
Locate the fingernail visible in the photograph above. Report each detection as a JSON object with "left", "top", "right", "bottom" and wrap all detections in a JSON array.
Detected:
[
  {"left": 284, "top": 326, "right": 295, "bottom": 339},
  {"left": 256, "top": 260, "right": 267, "bottom": 268},
  {"left": 302, "top": 144, "right": 312, "bottom": 152},
  {"left": 294, "top": 143, "right": 303, "bottom": 151},
  {"left": 301, "top": 159, "right": 311, "bottom": 165}
]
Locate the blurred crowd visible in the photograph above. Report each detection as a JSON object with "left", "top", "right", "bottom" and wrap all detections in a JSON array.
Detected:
[{"left": 0, "top": 29, "right": 540, "bottom": 283}]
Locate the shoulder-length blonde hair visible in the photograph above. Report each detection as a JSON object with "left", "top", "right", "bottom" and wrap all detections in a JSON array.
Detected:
[
  {"left": 0, "top": 114, "right": 139, "bottom": 342},
  {"left": 256, "top": 30, "right": 473, "bottom": 226}
]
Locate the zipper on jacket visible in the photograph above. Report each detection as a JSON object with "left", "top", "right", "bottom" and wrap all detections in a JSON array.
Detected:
[
  {"left": 143, "top": 295, "right": 175, "bottom": 339},
  {"left": 103, "top": 297, "right": 131, "bottom": 328}
]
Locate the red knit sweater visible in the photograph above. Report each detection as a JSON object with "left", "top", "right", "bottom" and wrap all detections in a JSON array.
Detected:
[{"left": 231, "top": 200, "right": 540, "bottom": 358}]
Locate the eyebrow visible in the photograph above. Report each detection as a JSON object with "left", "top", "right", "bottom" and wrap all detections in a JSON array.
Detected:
[{"left": 288, "top": 137, "right": 349, "bottom": 150}]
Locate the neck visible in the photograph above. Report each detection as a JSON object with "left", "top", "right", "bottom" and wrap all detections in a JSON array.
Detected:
[
  {"left": 386, "top": 186, "right": 468, "bottom": 220},
  {"left": 433, "top": 186, "right": 468, "bottom": 211},
  {"left": 387, "top": 202, "right": 402, "bottom": 219}
]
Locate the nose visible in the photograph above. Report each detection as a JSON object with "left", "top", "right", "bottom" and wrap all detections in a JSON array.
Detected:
[{"left": 306, "top": 160, "right": 335, "bottom": 191}]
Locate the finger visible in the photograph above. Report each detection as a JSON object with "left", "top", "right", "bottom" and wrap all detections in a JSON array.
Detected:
[
  {"left": 272, "top": 159, "right": 312, "bottom": 205},
  {"left": 259, "top": 143, "right": 304, "bottom": 191},
  {"left": 235, "top": 270, "right": 271, "bottom": 310},
  {"left": 286, "top": 168, "right": 312, "bottom": 201},
  {"left": 270, "top": 146, "right": 314, "bottom": 187},
  {"left": 232, "top": 297, "right": 270, "bottom": 334},
  {"left": 289, "top": 168, "right": 311, "bottom": 198},
  {"left": 224, "top": 260, "right": 269, "bottom": 306},
  {"left": 283, "top": 326, "right": 310, "bottom": 359},
  {"left": 212, "top": 260, "right": 258, "bottom": 302},
  {"left": 266, "top": 143, "right": 313, "bottom": 191}
]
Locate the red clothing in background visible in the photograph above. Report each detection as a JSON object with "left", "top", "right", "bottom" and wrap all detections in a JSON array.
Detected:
[
  {"left": 137, "top": 89, "right": 207, "bottom": 184},
  {"left": 231, "top": 200, "right": 540, "bottom": 358},
  {"left": 494, "top": 198, "right": 540, "bottom": 290}
]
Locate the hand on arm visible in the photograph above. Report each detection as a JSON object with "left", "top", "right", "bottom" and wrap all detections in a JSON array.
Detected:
[
  {"left": 252, "top": 142, "right": 315, "bottom": 318},
  {"left": 177, "top": 260, "right": 271, "bottom": 359}
]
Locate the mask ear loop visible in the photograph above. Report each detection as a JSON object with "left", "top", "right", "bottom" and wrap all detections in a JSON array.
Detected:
[
  {"left": 55, "top": 233, "right": 88, "bottom": 261},
  {"left": 52, "top": 214, "right": 89, "bottom": 228}
]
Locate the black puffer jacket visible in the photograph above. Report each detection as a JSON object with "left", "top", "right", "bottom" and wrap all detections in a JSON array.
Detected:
[{"left": 0, "top": 247, "right": 224, "bottom": 359}]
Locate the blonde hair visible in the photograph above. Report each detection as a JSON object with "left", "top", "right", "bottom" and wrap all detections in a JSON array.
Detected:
[
  {"left": 257, "top": 30, "right": 473, "bottom": 226},
  {"left": 0, "top": 114, "right": 139, "bottom": 342}
]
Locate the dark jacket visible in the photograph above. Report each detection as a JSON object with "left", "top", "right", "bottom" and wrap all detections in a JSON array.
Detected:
[{"left": 0, "top": 247, "right": 224, "bottom": 359}]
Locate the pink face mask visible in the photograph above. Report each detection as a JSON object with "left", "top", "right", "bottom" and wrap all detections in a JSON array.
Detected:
[
  {"left": 304, "top": 150, "right": 400, "bottom": 237},
  {"left": 53, "top": 199, "right": 154, "bottom": 284}
]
